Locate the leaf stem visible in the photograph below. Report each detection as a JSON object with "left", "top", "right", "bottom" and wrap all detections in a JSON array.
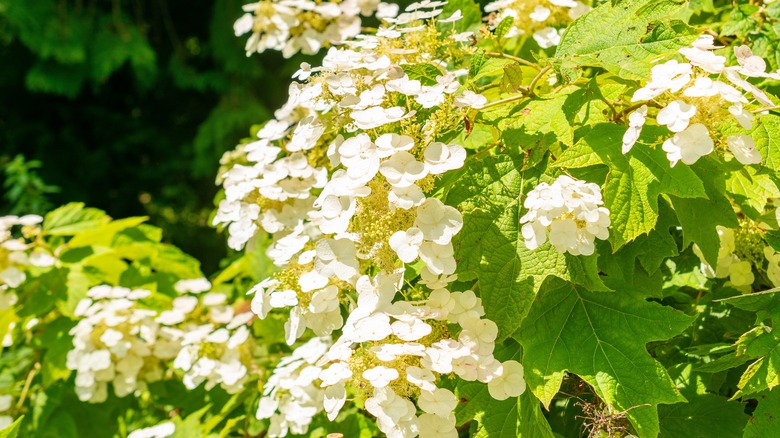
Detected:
[
  {"left": 612, "top": 101, "right": 663, "bottom": 123},
  {"left": 484, "top": 51, "right": 542, "bottom": 70},
  {"left": 527, "top": 65, "right": 552, "bottom": 98},
  {"left": 476, "top": 66, "right": 553, "bottom": 111},
  {"left": 751, "top": 104, "right": 780, "bottom": 113},
  {"left": 478, "top": 93, "right": 529, "bottom": 111},
  {"left": 16, "top": 362, "right": 40, "bottom": 409}
]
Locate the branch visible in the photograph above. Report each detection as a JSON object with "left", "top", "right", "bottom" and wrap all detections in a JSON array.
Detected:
[{"left": 484, "top": 51, "right": 542, "bottom": 70}]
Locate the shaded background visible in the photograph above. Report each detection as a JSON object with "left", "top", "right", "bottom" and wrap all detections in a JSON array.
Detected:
[{"left": 0, "top": 0, "right": 315, "bottom": 273}]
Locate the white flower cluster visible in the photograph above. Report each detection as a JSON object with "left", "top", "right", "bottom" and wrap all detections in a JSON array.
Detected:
[
  {"left": 484, "top": 0, "right": 590, "bottom": 48},
  {"left": 170, "top": 281, "right": 255, "bottom": 394},
  {"left": 215, "top": 2, "right": 480, "bottom": 261},
  {"left": 315, "top": 273, "right": 526, "bottom": 438},
  {"left": 67, "top": 286, "right": 181, "bottom": 403},
  {"left": 520, "top": 176, "right": 610, "bottom": 256},
  {"left": 68, "top": 281, "right": 257, "bottom": 402},
  {"left": 219, "top": 8, "right": 527, "bottom": 437},
  {"left": 234, "top": 0, "right": 399, "bottom": 58},
  {"left": 627, "top": 36, "right": 777, "bottom": 167},
  {"left": 0, "top": 215, "right": 54, "bottom": 310},
  {"left": 694, "top": 227, "right": 755, "bottom": 292},
  {"left": 256, "top": 337, "right": 331, "bottom": 437}
]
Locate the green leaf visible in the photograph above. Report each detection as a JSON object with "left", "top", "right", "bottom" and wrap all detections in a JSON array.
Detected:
[
  {"left": 736, "top": 331, "right": 780, "bottom": 396},
  {"left": 669, "top": 160, "right": 740, "bottom": 267},
  {"left": 448, "top": 154, "right": 608, "bottom": 340},
  {"left": 309, "top": 410, "right": 380, "bottom": 438},
  {"left": 495, "top": 16, "right": 515, "bottom": 41},
  {"left": 16, "top": 268, "right": 68, "bottom": 317},
  {"left": 471, "top": 58, "right": 514, "bottom": 83},
  {"left": 658, "top": 394, "right": 748, "bottom": 438},
  {"left": 0, "top": 416, "right": 24, "bottom": 438},
  {"left": 401, "top": 63, "right": 443, "bottom": 86},
  {"left": 500, "top": 63, "right": 524, "bottom": 93},
  {"left": 150, "top": 245, "right": 203, "bottom": 279},
  {"left": 511, "top": 91, "right": 574, "bottom": 146},
  {"left": 67, "top": 216, "right": 149, "bottom": 248},
  {"left": 753, "top": 114, "right": 780, "bottom": 171},
  {"left": 437, "top": 0, "right": 481, "bottom": 32},
  {"left": 469, "top": 49, "right": 486, "bottom": 79},
  {"left": 89, "top": 21, "right": 157, "bottom": 83},
  {"left": 24, "top": 60, "right": 87, "bottom": 98},
  {"left": 553, "top": 0, "right": 698, "bottom": 81},
  {"left": 43, "top": 203, "right": 109, "bottom": 236},
  {"left": 554, "top": 0, "right": 697, "bottom": 81},
  {"left": 743, "top": 390, "right": 780, "bottom": 438},
  {"left": 555, "top": 123, "right": 707, "bottom": 249},
  {"left": 170, "top": 405, "right": 211, "bottom": 438},
  {"left": 517, "top": 277, "right": 693, "bottom": 438},
  {"left": 60, "top": 267, "right": 90, "bottom": 318},
  {"left": 766, "top": 231, "right": 780, "bottom": 252},
  {"left": 720, "top": 287, "right": 780, "bottom": 324},
  {"left": 725, "top": 165, "right": 780, "bottom": 220},
  {"left": 0, "top": 309, "right": 16, "bottom": 349},
  {"left": 40, "top": 318, "right": 76, "bottom": 386},
  {"left": 721, "top": 4, "right": 761, "bottom": 37},
  {"left": 621, "top": 200, "right": 679, "bottom": 276}
]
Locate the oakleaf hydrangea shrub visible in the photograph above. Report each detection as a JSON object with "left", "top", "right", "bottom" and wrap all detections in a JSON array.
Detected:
[{"left": 3, "top": 0, "right": 780, "bottom": 437}]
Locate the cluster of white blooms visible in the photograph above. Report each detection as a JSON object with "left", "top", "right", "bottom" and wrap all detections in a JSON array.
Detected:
[
  {"left": 127, "top": 422, "right": 175, "bottom": 438},
  {"left": 216, "top": 2, "right": 478, "bottom": 264},
  {"left": 694, "top": 227, "right": 755, "bottom": 292},
  {"left": 314, "top": 272, "right": 526, "bottom": 438},
  {"left": 68, "top": 281, "right": 257, "bottom": 402},
  {"left": 627, "top": 36, "right": 777, "bottom": 167},
  {"left": 520, "top": 176, "right": 610, "bottom": 256},
  {"left": 0, "top": 394, "right": 14, "bottom": 429},
  {"left": 256, "top": 337, "right": 331, "bottom": 437},
  {"left": 219, "top": 6, "right": 528, "bottom": 436},
  {"left": 169, "top": 280, "right": 255, "bottom": 394},
  {"left": 234, "top": 0, "right": 399, "bottom": 58},
  {"left": 0, "top": 215, "right": 55, "bottom": 311},
  {"left": 67, "top": 286, "right": 181, "bottom": 403},
  {"left": 484, "top": 0, "right": 590, "bottom": 48}
]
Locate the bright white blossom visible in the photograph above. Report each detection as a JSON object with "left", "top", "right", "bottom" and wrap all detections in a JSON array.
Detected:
[
  {"left": 662, "top": 123, "right": 714, "bottom": 167},
  {"left": 520, "top": 176, "right": 610, "bottom": 256},
  {"left": 656, "top": 100, "right": 696, "bottom": 133},
  {"left": 487, "top": 360, "right": 526, "bottom": 400},
  {"left": 622, "top": 105, "right": 647, "bottom": 154},
  {"left": 727, "top": 135, "right": 762, "bottom": 165}
]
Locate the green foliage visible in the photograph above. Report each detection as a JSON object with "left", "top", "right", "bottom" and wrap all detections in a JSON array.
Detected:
[
  {"left": 4, "top": 0, "right": 780, "bottom": 437},
  {"left": 554, "top": 0, "right": 697, "bottom": 81},
  {"left": 1, "top": 155, "right": 59, "bottom": 216},
  {"left": 517, "top": 278, "right": 692, "bottom": 437},
  {"left": 0, "top": 417, "right": 23, "bottom": 438},
  {"left": 0, "top": 0, "right": 295, "bottom": 273},
  {"left": 753, "top": 114, "right": 780, "bottom": 172},
  {"left": 743, "top": 390, "right": 780, "bottom": 438}
]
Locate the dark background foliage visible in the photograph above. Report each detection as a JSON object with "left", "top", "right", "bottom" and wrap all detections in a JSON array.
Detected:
[{"left": 0, "top": 0, "right": 316, "bottom": 273}]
